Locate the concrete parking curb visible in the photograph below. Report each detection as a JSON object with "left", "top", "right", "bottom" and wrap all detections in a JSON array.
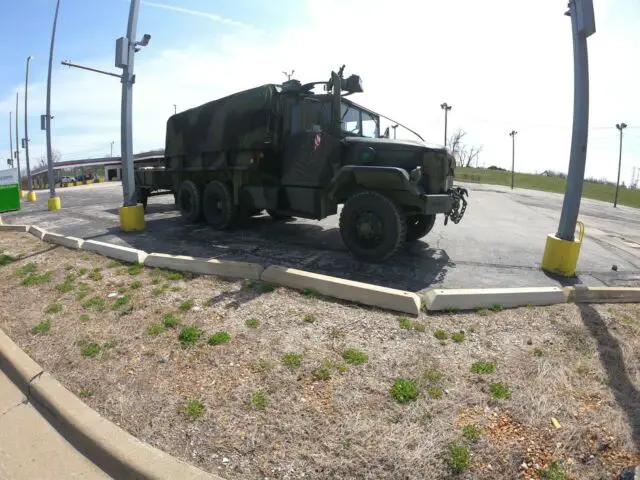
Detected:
[
  {"left": 0, "top": 224, "right": 30, "bottom": 233},
  {"left": 423, "top": 286, "right": 567, "bottom": 311},
  {"left": 0, "top": 329, "right": 43, "bottom": 395},
  {"left": 28, "top": 225, "right": 47, "bottom": 240},
  {"left": 82, "top": 239, "right": 147, "bottom": 264},
  {"left": 261, "top": 265, "right": 422, "bottom": 316},
  {"left": 43, "top": 232, "right": 85, "bottom": 250},
  {"left": 0, "top": 328, "right": 221, "bottom": 480},
  {"left": 145, "top": 252, "right": 263, "bottom": 280},
  {"left": 565, "top": 286, "right": 640, "bottom": 304}
]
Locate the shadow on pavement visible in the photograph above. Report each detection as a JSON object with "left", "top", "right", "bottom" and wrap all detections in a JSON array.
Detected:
[
  {"left": 579, "top": 303, "right": 640, "bottom": 449},
  {"left": 94, "top": 215, "right": 451, "bottom": 292},
  {"left": 542, "top": 270, "right": 585, "bottom": 287}
]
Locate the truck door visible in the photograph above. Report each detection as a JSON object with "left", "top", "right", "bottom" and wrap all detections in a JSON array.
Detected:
[{"left": 281, "top": 100, "right": 340, "bottom": 187}]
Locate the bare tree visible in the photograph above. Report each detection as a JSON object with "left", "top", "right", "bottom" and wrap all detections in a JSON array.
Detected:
[
  {"left": 448, "top": 129, "right": 483, "bottom": 168},
  {"left": 35, "top": 149, "right": 61, "bottom": 171}
]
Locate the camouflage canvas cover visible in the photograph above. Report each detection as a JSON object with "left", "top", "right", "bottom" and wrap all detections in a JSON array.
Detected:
[{"left": 165, "top": 84, "right": 279, "bottom": 158}]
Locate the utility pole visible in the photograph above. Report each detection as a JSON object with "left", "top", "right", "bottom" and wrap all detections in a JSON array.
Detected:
[
  {"left": 440, "top": 103, "right": 452, "bottom": 147},
  {"left": 613, "top": 122, "right": 627, "bottom": 208},
  {"left": 24, "top": 55, "right": 35, "bottom": 202},
  {"left": 15, "top": 93, "right": 21, "bottom": 195},
  {"left": 110, "top": 141, "right": 115, "bottom": 158},
  {"left": 44, "top": 0, "right": 61, "bottom": 211},
  {"left": 541, "top": 0, "right": 596, "bottom": 277},
  {"left": 509, "top": 130, "right": 518, "bottom": 189},
  {"left": 173, "top": 104, "right": 177, "bottom": 115},
  {"left": 61, "top": 0, "right": 150, "bottom": 231},
  {"left": 8, "top": 112, "right": 12, "bottom": 166}
]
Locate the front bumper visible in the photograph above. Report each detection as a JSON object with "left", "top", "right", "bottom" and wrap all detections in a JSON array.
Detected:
[{"left": 418, "top": 186, "right": 468, "bottom": 222}]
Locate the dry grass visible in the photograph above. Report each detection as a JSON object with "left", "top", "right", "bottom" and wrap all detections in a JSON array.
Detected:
[{"left": 1, "top": 232, "right": 640, "bottom": 479}]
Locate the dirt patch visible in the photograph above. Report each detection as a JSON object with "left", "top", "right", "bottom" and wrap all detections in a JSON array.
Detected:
[{"left": 1, "top": 232, "right": 639, "bottom": 479}]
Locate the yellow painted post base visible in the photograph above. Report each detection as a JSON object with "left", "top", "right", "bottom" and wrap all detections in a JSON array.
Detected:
[
  {"left": 19, "top": 190, "right": 25, "bottom": 200},
  {"left": 48, "top": 197, "right": 62, "bottom": 211},
  {"left": 119, "top": 204, "right": 145, "bottom": 232},
  {"left": 27, "top": 191, "right": 37, "bottom": 202},
  {"left": 541, "top": 233, "right": 582, "bottom": 277}
]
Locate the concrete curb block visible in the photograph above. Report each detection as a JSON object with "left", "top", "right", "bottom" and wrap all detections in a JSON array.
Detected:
[
  {"left": 565, "top": 286, "right": 640, "bottom": 304},
  {"left": 30, "top": 373, "right": 219, "bottom": 480},
  {"left": 82, "top": 239, "right": 147, "bottom": 264},
  {"left": 28, "top": 225, "right": 47, "bottom": 240},
  {"left": 0, "top": 224, "right": 30, "bottom": 233},
  {"left": 261, "top": 266, "right": 422, "bottom": 315},
  {"left": 0, "top": 328, "right": 220, "bottom": 480},
  {"left": 0, "top": 329, "right": 43, "bottom": 395},
  {"left": 423, "top": 287, "right": 567, "bottom": 311},
  {"left": 145, "top": 253, "right": 263, "bottom": 280},
  {"left": 42, "top": 232, "right": 85, "bottom": 250}
]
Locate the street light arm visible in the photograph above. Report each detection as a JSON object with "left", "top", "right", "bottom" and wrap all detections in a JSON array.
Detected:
[{"left": 61, "top": 60, "right": 122, "bottom": 79}]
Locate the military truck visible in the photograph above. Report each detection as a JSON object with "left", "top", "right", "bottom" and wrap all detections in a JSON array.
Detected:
[{"left": 135, "top": 66, "right": 468, "bottom": 262}]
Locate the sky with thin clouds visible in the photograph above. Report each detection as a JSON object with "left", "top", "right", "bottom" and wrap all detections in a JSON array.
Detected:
[{"left": 0, "top": 0, "right": 638, "bottom": 183}]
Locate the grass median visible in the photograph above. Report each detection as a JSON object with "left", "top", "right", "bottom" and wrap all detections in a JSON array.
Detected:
[{"left": 1, "top": 231, "right": 639, "bottom": 479}]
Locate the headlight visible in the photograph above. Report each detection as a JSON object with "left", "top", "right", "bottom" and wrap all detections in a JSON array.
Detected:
[{"left": 409, "top": 166, "right": 423, "bottom": 182}]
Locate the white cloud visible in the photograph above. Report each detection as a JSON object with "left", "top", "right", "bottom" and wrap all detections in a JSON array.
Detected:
[
  {"left": 2, "top": 0, "right": 639, "bottom": 183},
  {"left": 140, "top": 1, "right": 253, "bottom": 29}
]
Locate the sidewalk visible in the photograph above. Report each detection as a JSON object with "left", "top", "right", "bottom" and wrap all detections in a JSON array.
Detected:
[{"left": 0, "top": 370, "right": 110, "bottom": 479}]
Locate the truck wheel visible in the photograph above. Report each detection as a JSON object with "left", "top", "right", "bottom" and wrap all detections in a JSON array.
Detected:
[
  {"left": 406, "top": 214, "right": 436, "bottom": 242},
  {"left": 339, "top": 191, "right": 406, "bottom": 262},
  {"left": 136, "top": 189, "right": 149, "bottom": 211},
  {"left": 202, "top": 181, "right": 237, "bottom": 230},
  {"left": 177, "top": 180, "right": 203, "bottom": 223}
]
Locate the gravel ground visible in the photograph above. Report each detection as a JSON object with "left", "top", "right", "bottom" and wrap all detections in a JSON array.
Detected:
[{"left": 1, "top": 232, "right": 639, "bottom": 479}]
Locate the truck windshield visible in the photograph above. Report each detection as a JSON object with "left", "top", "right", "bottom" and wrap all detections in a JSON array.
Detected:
[{"left": 341, "top": 102, "right": 379, "bottom": 138}]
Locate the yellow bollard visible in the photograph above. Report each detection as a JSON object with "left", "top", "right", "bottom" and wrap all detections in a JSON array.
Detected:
[
  {"left": 19, "top": 190, "right": 25, "bottom": 200},
  {"left": 541, "top": 221, "right": 584, "bottom": 277},
  {"left": 27, "top": 191, "right": 37, "bottom": 202},
  {"left": 48, "top": 196, "right": 61, "bottom": 211},
  {"left": 119, "top": 204, "right": 145, "bottom": 232}
]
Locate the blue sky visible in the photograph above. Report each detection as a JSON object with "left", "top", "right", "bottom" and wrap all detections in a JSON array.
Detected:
[{"left": 1, "top": 0, "right": 639, "bottom": 184}]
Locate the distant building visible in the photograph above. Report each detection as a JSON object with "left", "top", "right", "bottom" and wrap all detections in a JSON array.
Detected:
[{"left": 27, "top": 150, "right": 164, "bottom": 189}]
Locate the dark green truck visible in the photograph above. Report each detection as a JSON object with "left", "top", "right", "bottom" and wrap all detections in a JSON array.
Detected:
[{"left": 135, "top": 66, "right": 468, "bottom": 261}]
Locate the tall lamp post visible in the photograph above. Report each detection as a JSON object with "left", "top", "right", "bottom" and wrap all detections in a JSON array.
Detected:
[
  {"left": 541, "top": 0, "right": 596, "bottom": 277},
  {"left": 440, "top": 102, "right": 452, "bottom": 147},
  {"left": 509, "top": 130, "right": 518, "bottom": 190},
  {"left": 60, "top": 0, "right": 150, "bottom": 231},
  {"left": 24, "top": 55, "right": 36, "bottom": 202},
  {"left": 15, "top": 93, "right": 22, "bottom": 197},
  {"left": 8, "top": 112, "right": 13, "bottom": 167},
  {"left": 613, "top": 122, "right": 627, "bottom": 208},
  {"left": 44, "top": 0, "right": 62, "bottom": 211}
]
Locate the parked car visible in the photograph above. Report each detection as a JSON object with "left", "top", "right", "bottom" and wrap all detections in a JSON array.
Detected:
[{"left": 59, "top": 176, "right": 75, "bottom": 184}]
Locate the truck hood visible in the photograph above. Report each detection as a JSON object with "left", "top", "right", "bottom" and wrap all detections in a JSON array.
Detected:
[{"left": 342, "top": 136, "right": 431, "bottom": 150}]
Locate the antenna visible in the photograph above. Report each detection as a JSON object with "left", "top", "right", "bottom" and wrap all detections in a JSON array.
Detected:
[{"left": 283, "top": 70, "right": 295, "bottom": 81}]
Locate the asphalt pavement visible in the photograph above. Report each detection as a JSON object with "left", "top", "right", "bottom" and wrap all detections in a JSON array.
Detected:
[{"left": 3, "top": 181, "right": 640, "bottom": 294}]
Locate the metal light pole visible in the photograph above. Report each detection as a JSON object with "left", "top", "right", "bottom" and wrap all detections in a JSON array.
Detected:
[
  {"left": 173, "top": 104, "right": 177, "bottom": 115},
  {"left": 391, "top": 124, "right": 398, "bottom": 139},
  {"left": 509, "top": 130, "right": 518, "bottom": 189},
  {"left": 440, "top": 103, "right": 452, "bottom": 147},
  {"left": 110, "top": 141, "right": 114, "bottom": 158},
  {"left": 44, "top": 0, "right": 61, "bottom": 210},
  {"left": 541, "top": 0, "right": 595, "bottom": 277},
  {"left": 613, "top": 122, "right": 627, "bottom": 208},
  {"left": 8, "top": 112, "right": 12, "bottom": 166},
  {"left": 15, "top": 93, "right": 21, "bottom": 194},
  {"left": 24, "top": 55, "right": 35, "bottom": 202},
  {"left": 60, "top": 0, "right": 150, "bottom": 231}
]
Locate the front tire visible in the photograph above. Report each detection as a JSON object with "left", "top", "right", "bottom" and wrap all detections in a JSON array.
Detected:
[
  {"left": 202, "top": 180, "right": 237, "bottom": 230},
  {"left": 406, "top": 214, "right": 436, "bottom": 242},
  {"left": 339, "top": 191, "right": 406, "bottom": 262},
  {"left": 177, "top": 180, "right": 203, "bottom": 223}
]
